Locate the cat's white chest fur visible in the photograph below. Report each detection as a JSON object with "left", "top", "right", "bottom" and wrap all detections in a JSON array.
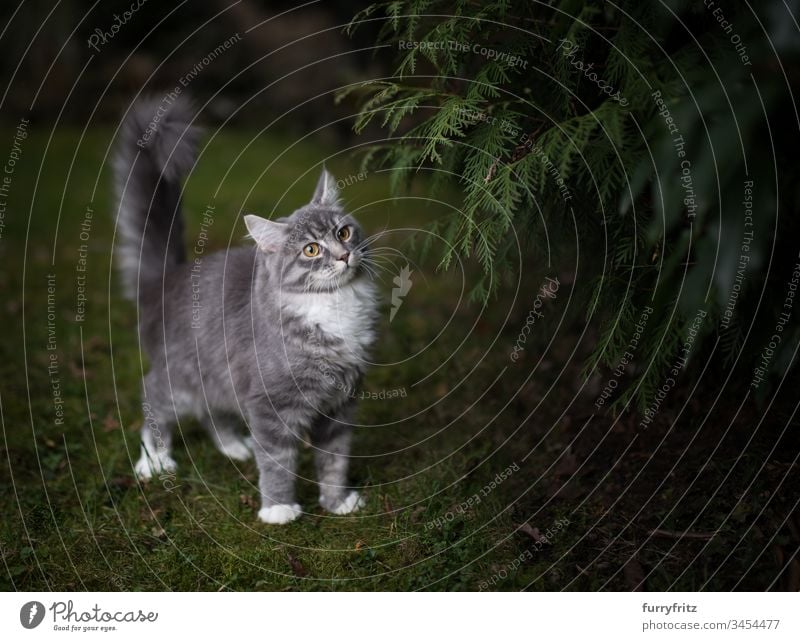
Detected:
[{"left": 283, "top": 278, "right": 377, "bottom": 356}]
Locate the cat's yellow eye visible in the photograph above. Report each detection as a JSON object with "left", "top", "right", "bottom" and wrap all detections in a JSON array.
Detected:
[
  {"left": 337, "top": 226, "right": 351, "bottom": 241},
  {"left": 303, "top": 242, "right": 320, "bottom": 257}
]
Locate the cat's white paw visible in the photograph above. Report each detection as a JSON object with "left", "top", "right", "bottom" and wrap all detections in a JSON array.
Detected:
[
  {"left": 326, "top": 491, "right": 365, "bottom": 515},
  {"left": 217, "top": 438, "right": 252, "bottom": 461},
  {"left": 258, "top": 503, "right": 302, "bottom": 524},
  {"left": 134, "top": 449, "right": 177, "bottom": 481}
]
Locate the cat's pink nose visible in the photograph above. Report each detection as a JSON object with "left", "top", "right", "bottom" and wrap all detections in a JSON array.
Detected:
[{"left": 338, "top": 251, "right": 350, "bottom": 263}]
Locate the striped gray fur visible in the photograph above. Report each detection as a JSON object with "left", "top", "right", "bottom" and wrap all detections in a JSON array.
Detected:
[{"left": 112, "top": 97, "right": 379, "bottom": 524}]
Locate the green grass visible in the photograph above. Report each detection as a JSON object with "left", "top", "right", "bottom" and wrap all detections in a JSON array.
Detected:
[
  {"left": 0, "top": 126, "right": 534, "bottom": 591},
  {"left": 1, "top": 127, "right": 797, "bottom": 591}
]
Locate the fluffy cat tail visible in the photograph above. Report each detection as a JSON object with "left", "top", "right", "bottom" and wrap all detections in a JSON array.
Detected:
[{"left": 111, "top": 96, "right": 201, "bottom": 300}]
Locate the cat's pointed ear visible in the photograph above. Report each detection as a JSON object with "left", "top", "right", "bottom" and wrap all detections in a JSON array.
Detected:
[
  {"left": 311, "top": 167, "right": 339, "bottom": 206},
  {"left": 244, "top": 214, "right": 286, "bottom": 252}
]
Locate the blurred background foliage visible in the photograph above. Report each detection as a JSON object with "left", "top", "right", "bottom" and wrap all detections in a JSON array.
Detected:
[
  {"left": 3, "top": 0, "right": 797, "bottom": 409},
  {"left": 339, "top": 0, "right": 800, "bottom": 411},
  {"left": 0, "top": 1, "right": 385, "bottom": 134}
]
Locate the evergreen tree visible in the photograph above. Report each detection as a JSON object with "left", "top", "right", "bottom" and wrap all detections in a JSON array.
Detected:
[{"left": 342, "top": 0, "right": 800, "bottom": 411}]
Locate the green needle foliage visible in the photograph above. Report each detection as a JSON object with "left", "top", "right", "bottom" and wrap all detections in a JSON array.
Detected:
[{"left": 342, "top": 0, "right": 800, "bottom": 411}]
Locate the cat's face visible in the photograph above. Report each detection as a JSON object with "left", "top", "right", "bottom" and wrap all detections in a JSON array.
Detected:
[
  {"left": 281, "top": 207, "right": 366, "bottom": 291},
  {"left": 244, "top": 169, "right": 368, "bottom": 292}
]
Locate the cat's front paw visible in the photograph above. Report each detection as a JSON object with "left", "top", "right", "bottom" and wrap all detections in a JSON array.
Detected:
[
  {"left": 258, "top": 503, "right": 302, "bottom": 524},
  {"left": 216, "top": 438, "right": 252, "bottom": 461},
  {"left": 321, "top": 491, "right": 365, "bottom": 515},
  {"left": 134, "top": 449, "right": 177, "bottom": 481}
]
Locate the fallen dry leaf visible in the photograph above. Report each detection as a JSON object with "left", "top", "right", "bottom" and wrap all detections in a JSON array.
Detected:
[
  {"left": 287, "top": 553, "right": 307, "bottom": 577},
  {"left": 139, "top": 507, "right": 163, "bottom": 522},
  {"left": 110, "top": 476, "right": 134, "bottom": 491},
  {"left": 239, "top": 494, "right": 258, "bottom": 510},
  {"left": 102, "top": 413, "right": 120, "bottom": 432},
  {"left": 410, "top": 505, "right": 426, "bottom": 523},
  {"left": 786, "top": 556, "right": 800, "bottom": 591},
  {"left": 83, "top": 335, "right": 108, "bottom": 354},
  {"left": 554, "top": 447, "right": 578, "bottom": 477},
  {"left": 68, "top": 359, "right": 92, "bottom": 380},
  {"left": 518, "top": 522, "right": 543, "bottom": 542},
  {"left": 623, "top": 555, "right": 645, "bottom": 591}
]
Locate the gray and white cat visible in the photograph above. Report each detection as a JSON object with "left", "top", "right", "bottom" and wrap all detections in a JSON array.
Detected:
[{"left": 112, "top": 97, "right": 379, "bottom": 524}]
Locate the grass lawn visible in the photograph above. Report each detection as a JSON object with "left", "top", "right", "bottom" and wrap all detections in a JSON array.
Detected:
[{"left": 1, "top": 126, "right": 798, "bottom": 591}]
